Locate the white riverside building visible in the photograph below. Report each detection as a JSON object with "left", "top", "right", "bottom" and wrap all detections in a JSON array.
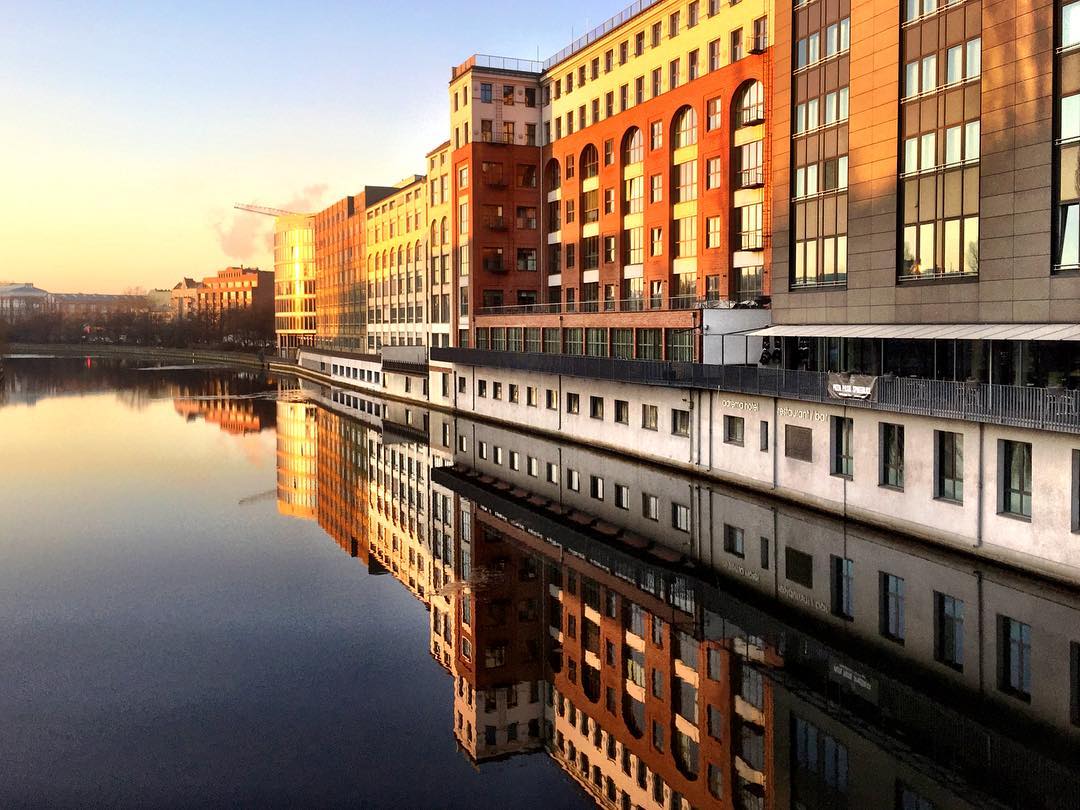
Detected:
[{"left": 294, "top": 319, "right": 1080, "bottom": 589}]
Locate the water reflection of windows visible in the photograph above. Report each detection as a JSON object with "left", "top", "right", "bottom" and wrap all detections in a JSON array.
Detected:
[
  {"left": 934, "top": 592, "right": 964, "bottom": 670},
  {"left": 792, "top": 715, "right": 849, "bottom": 799},
  {"left": 739, "top": 663, "right": 764, "bottom": 709},
  {"left": 674, "top": 630, "right": 698, "bottom": 668},
  {"left": 880, "top": 572, "right": 906, "bottom": 642},
  {"left": 831, "top": 555, "right": 854, "bottom": 619},
  {"left": 739, "top": 721, "right": 765, "bottom": 771},
  {"left": 624, "top": 601, "right": 646, "bottom": 637},
  {"left": 999, "top": 615, "right": 1032, "bottom": 700},
  {"left": 898, "top": 783, "right": 935, "bottom": 810}
]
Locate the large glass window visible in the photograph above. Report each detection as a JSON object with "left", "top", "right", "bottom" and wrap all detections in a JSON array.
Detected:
[
  {"left": 1000, "top": 440, "right": 1032, "bottom": 518},
  {"left": 936, "top": 430, "right": 964, "bottom": 502},
  {"left": 880, "top": 423, "right": 904, "bottom": 488},
  {"left": 830, "top": 416, "right": 853, "bottom": 478}
]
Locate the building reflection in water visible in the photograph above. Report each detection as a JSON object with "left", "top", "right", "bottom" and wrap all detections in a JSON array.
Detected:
[
  {"left": 172, "top": 374, "right": 276, "bottom": 436},
  {"left": 281, "top": 379, "right": 1080, "bottom": 810},
  {"left": 275, "top": 393, "right": 317, "bottom": 520}
]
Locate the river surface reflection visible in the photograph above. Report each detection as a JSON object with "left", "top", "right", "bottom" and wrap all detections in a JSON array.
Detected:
[{"left": 1, "top": 357, "right": 1078, "bottom": 809}]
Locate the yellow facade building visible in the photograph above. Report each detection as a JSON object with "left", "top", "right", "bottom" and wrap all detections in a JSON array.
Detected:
[
  {"left": 273, "top": 214, "right": 317, "bottom": 356},
  {"left": 364, "top": 176, "right": 429, "bottom": 351}
]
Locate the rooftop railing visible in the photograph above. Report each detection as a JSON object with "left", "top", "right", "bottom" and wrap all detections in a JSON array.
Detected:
[
  {"left": 543, "top": 0, "right": 664, "bottom": 69},
  {"left": 452, "top": 54, "right": 545, "bottom": 79},
  {"left": 429, "top": 347, "right": 1080, "bottom": 434}
]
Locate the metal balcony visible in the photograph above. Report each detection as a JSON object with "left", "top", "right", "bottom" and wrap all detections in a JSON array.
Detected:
[{"left": 428, "top": 347, "right": 1080, "bottom": 434}]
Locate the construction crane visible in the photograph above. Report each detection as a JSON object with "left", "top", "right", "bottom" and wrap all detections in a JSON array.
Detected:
[
  {"left": 234, "top": 203, "right": 308, "bottom": 217},
  {"left": 238, "top": 488, "right": 278, "bottom": 506}
]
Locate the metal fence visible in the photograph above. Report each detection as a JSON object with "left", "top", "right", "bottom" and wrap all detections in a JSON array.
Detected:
[{"left": 430, "top": 347, "right": 1080, "bottom": 434}]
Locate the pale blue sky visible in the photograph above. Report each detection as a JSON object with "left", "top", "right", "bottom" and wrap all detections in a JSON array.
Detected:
[{"left": 0, "top": 0, "right": 611, "bottom": 291}]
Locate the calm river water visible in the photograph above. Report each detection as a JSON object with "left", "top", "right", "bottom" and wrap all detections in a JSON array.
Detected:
[{"left": 1, "top": 356, "right": 1077, "bottom": 809}]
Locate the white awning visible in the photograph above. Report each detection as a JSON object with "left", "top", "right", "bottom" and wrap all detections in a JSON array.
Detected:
[{"left": 745, "top": 323, "right": 1080, "bottom": 341}]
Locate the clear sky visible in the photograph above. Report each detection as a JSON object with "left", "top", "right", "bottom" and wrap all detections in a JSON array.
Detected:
[{"left": 0, "top": 0, "right": 609, "bottom": 293}]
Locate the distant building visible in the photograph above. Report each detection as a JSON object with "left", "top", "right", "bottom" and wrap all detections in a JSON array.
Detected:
[
  {"left": 171, "top": 278, "right": 202, "bottom": 320},
  {"left": 49, "top": 293, "right": 148, "bottom": 319},
  {"left": 0, "top": 282, "right": 50, "bottom": 323},
  {"left": 196, "top": 266, "right": 273, "bottom": 320},
  {"left": 146, "top": 289, "right": 172, "bottom": 320}
]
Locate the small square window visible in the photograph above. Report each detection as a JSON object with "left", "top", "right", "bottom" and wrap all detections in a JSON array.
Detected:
[
  {"left": 642, "top": 404, "right": 659, "bottom": 430},
  {"left": 671, "top": 408, "right": 690, "bottom": 437},
  {"left": 723, "top": 415, "right": 744, "bottom": 445}
]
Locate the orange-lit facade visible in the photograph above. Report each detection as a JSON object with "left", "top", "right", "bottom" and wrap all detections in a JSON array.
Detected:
[
  {"left": 426, "top": 141, "right": 454, "bottom": 349},
  {"left": 315, "top": 407, "right": 370, "bottom": 563},
  {"left": 447, "top": 0, "right": 772, "bottom": 362},
  {"left": 313, "top": 186, "right": 399, "bottom": 352},
  {"left": 448, "top": 59, "right": 546, "bottom": 349}
]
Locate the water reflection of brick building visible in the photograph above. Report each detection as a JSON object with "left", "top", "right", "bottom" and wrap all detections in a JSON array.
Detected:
[
  {"left": 463, "top": 498, "right": 771, "bottom": 809},
  {"left": 315, "top": 408, "right": 370, "bottom": 563},
  {"left": 448, "top": 504, "right": 547, "bottom": 763},
  {"left": 174, "top": 396, "right": 266, "bottom": 436}
]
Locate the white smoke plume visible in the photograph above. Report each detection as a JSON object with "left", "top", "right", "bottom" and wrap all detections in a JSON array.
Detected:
[{"left": 214, "top": 183, "right": 329, "bottom": 261}]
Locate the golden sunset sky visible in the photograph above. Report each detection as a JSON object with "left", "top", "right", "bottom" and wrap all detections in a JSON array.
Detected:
[{"left": 0, "top": 0, "right": 585, "bottom": 293}]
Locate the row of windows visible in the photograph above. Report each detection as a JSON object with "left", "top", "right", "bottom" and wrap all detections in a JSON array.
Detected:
[
  {"left": 547, "top": 3, "right": 765, "bottom": 101},
  {"left": 789, "top": 547, "right": 1077, "bottom": 709},
  {"left": 794, "top": 17, "right": 850, "bottom": 70},
  {"left": 784, "top": 417, "right": 1067, "bottom": 526},
  {"left": 902, "top": 38, "right": 981, "bottom": 99}
]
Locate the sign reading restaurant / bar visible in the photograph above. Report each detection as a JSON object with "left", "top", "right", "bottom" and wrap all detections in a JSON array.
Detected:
[{"left": 826, "top": 372, "right": 878, "bottom": 401}]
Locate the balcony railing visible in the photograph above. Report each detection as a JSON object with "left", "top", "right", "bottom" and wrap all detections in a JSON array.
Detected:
[
  {"left": 738, "top": 231, "right": 765, "bottom": 250},
  {"left": 485, "top": 217, "right": 508, "bottom": 231},
  {"left": 482, "top": 259, "right": 506, "bottom": 272},
  {"left": 475, "top": 295, "right": 753, "bottom": 317},
  {"left": 429, "top": 348, "right": 1080, "bottom": 434},
  {"left": 736, "top": 168, "right": 765, "bottom": 189}
]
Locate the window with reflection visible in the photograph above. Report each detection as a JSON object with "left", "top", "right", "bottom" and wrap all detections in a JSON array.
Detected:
[{"left": 673, "top": 106, "right": 698, "bottom": 147}]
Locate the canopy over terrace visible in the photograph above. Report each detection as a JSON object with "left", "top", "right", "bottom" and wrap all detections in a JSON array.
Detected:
[{"left": 740, "top": 323, "right": 1080, "bottom": 386}]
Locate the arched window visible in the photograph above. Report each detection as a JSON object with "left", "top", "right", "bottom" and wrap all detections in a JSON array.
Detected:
[
  {"left": 383, "top": 250, "right": 389, "bottom": 270},
  {"left": 622, "top": 127, "right": 644, "bottom": 164},
  {"left": 431, "top": 221, "right": 438, "bottom": 245},
  {"left": 397, "top": 246, "right": 404, "bottom": 267},
  {"left": 406, "top": 243, "right": 413, "bottom": 263},
  {"left": 673, "top": 106, "right": 698, "bottom": 148},
  {"left": 581, "top": 144, "right": 600, "bottom": 179},
  {"left": 415, "top": 240, "right": 422, "bottom": 263},
  {"left": 735, "top": 80, "right": 765, "bottom": 127},
  {"left": 441, "top": 216, "right": 449, "bottom": 243},
  {"left": 546, "top": 159, "right": 561, "bottom": 191}
]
